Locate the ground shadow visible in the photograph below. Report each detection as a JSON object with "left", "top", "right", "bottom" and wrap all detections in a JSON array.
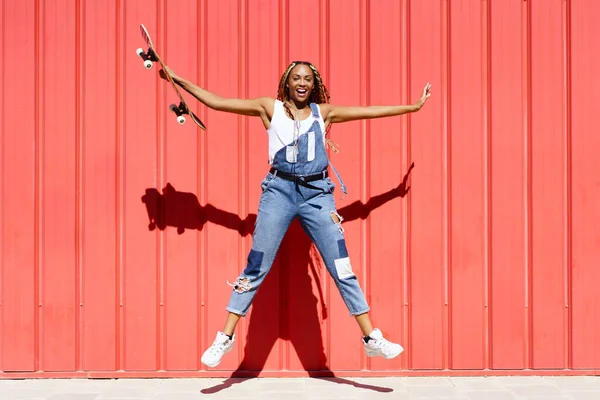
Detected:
[{"left": 141, "top": 163, "right": 414, "bottom": 394}]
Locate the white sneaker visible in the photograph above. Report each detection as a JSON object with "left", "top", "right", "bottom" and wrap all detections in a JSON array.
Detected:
[
  {"left": 201, "top": 331, "right": 235, "bottom": 368},
  {"left": 363, "top": 328, "right": 404, "bottom": 359}
]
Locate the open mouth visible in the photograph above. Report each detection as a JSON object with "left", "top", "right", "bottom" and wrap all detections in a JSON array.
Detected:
[{"left": 296, "top": 88, "right": 307, "bottom": 97}]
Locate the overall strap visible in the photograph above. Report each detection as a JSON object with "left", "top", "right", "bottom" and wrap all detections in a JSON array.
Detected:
[
  {"left": 308, "top": 102, "right": 348, "bottom": 196},
  {"left": 309, "top": 103, "right": 320, "bottom": 118},
  {"left": 329, "top": 161, "right": 348, "bottom": 196}
]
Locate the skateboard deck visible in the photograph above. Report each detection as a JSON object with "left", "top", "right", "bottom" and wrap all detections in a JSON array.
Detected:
[{"left": 136, "top": 24, "right": 206, "bottom": 130}]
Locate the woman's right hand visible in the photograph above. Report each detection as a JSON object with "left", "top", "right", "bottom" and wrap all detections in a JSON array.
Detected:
[{"left": 159, "top": 65, "right": 177, "bottom": 81}]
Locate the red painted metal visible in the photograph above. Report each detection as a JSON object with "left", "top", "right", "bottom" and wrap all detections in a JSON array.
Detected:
[{"left": 1, "top": 0, "right": 599, "bottom": 377}]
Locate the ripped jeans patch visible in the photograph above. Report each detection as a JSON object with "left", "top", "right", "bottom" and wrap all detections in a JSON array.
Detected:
[
  {"left": 227, "top": 276, "right": 252, "bottom": 293},
  {"left": 330, "top": 210, "right": 345, "bottom": 234}
]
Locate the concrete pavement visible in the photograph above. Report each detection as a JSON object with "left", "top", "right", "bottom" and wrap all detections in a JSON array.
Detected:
[{"left": 0, "top": 376, "right": 599, "bottom": 399}]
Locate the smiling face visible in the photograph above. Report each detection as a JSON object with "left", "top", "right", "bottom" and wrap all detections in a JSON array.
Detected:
[
  {"left": 286, "top": 64, "right": 314, "bottom": 105},
  {"left": 276, "top": 61, "right": 331, "bottom": 109}
]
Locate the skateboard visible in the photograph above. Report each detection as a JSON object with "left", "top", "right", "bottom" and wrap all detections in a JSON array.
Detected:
[{"left": 136, "top": 24, "right": 206, "bottom": 130}]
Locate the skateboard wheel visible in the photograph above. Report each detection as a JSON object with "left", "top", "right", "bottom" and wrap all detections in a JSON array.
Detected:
[
  {"left": 143, "top": 60, "right": 153, "bottom": 69},
  {"left": 177, "top": 115, "right": 186, "bottom": 124},
  {"left": 136, "top": 47, "right": 144, "bottom": 56}
]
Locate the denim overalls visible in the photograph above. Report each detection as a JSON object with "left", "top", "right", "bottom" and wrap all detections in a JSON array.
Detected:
[{"left": 226, "top": 102, "right": 370, "bottom": 317}]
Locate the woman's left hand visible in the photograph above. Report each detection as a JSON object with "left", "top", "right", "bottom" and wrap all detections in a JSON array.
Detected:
[{"left": 415, "top": 82, "right": 432, "bottom": 110}]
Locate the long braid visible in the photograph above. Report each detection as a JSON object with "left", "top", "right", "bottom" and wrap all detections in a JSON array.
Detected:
[{"left": 276, "top": 61, "right": 339, "bottom": 152}]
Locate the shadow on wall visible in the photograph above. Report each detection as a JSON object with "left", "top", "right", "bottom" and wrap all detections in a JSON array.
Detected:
[
  {"left": 140, "top": 162, "right": 414, "bottom": 393},
  {"left": 141, "top": 162, "right": 414, "bottom": 237}
]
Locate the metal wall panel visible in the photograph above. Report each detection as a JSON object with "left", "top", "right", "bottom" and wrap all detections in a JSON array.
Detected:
[{"left": 1, "top": 0, "right": 599, "bottom": 377}]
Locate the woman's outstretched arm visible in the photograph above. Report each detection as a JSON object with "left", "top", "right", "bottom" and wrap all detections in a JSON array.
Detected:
[
  {"left": 321, "top": 82, "right": 432, "bottom": 125},
  {"left": 160, "top": 66, "right": 274, "bottom": 126}
]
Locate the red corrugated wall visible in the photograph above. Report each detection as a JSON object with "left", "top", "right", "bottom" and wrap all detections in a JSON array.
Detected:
[{"left": 1, "top": 0, "right": 599, "bottom": 378}]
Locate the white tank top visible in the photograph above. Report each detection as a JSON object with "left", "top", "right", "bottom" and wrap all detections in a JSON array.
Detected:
[{"left": 266, "top": 100, "right": 326, "bottom": 164}]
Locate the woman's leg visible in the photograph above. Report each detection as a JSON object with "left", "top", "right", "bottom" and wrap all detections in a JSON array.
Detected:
[
  {"left": 297, "top": 188, "right": 370, "bottom": 318},
  {"left": 223, "top": 312, "right": 241, "bottom": 336},
  {"left": 297, "top": 186, "right": 403, "bottom": 359},
  {"left": 354, "top": 312, "right": 374, "bottom": 337}
]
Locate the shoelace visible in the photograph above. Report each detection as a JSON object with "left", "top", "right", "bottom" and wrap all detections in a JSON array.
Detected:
[
  {"left": 373, "top": 338, "right": 392, "bottom": 349},
  {"left": 209, "top": 336, "right": 230, "bottom": 354}
]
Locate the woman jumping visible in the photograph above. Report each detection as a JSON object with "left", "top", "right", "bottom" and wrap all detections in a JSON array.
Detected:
[{"left": 159, "top": 61, "right": 432, "bottom": 368}]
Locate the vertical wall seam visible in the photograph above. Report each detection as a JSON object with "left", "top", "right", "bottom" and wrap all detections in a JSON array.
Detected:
[
  {"left": 115, "top": 0, "right": 124, "bottom": 371},
  {"left": 562, "top": 0, "right": 573, "bottom": 371},
  {"left": 528, "top": 0, "right": 534, "bottom": 370},
  {"left": 237, "top": 0, "right": 249, "bottom": 368},
  {"left": 359, "top": 0, "right": 370, "bottom": 371},
  {"left": 156, "top": 0, "right": 166, "bottom": 372},
  {"left": 483, "top": 0, "right": 492, "bottom": 371},
  {"left": 277, "top": 0, "right": 289, "bottom": 371},
  {"left": 280, "top": 0, "right": 289, "bottom": 71},
  {"left": 236, "top": 0, "right": 242, "bottom": 366},
  {"left": 243, "top": 0, "right": 249, "bottom": 368},
  {"left": 197, "top": 0, "right": 209, "bottom": 370},
  {"left": 277, "top": 0, "right": 282, "bottom": 371},
  {"left": 75, "top": 0, "right": 84, "bottom": 372},
  {"left": 197, "top": 0, "right": 208, "bottom": 371},
  {"left": 284, "top": 0, "right": 290, "bottom": 370},
  {"left": 523, "top": 0, "right": 533, "bottom": 370},
  {"left": 319, "top": 0, "right": 331, "bottom": 368},
  {"left": 401, "top": 0, "right": 412, "bottom": 371},
  {"left": 35, "top": 0, "right": 43, "bottom": 372},
  {"left": 441, "top": 0, "right": 451, "bottom": 371}
]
